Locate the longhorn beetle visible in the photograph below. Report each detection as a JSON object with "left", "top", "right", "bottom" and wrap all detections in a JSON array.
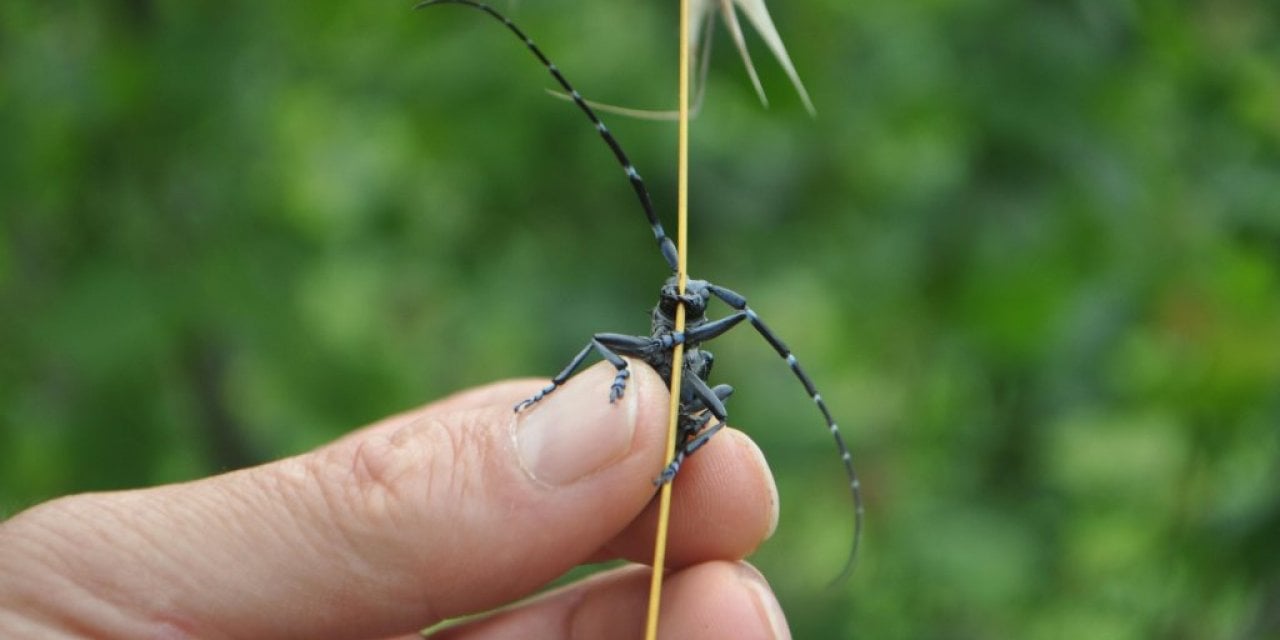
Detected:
[{"left": 418, "top": 0, "right": 864, "bottom": 580}]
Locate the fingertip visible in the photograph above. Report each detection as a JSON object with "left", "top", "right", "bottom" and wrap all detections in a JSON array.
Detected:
[
  {"left": 428, "top": 561, "right": 790, "bottom": 640},
  {"left": 734, "top": 562, "right": 792, "bottom": 640},
  {"left": 656, "top": 561, "right": 790, "bottom": 640},
  {"left": 599, "top": 427, "right": 780, "bottom": 568},
  {"left": 731, "top": 429, "right": 780, "bottom": 541}
]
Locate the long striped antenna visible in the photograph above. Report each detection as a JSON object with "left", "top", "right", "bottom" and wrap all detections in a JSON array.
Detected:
[
  {"left": 696, "top": 282, "right": 863, "bottom": 583},
  {"left": 416, "top": 0, "right": 680, "bottom": 273}
]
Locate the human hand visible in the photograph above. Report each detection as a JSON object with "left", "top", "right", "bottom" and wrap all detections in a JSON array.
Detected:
[{"left": 0, "top": 360, "right": 789, "bottom": 639}]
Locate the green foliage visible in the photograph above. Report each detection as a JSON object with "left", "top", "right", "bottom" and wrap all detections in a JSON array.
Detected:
[{"left": 2, "top": 1, "right": 1278, "bottom": 637}]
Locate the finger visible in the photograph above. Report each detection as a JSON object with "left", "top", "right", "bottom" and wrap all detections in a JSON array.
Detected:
[
  {"left": 0, "top": 360, "right": 672, "bottom": 640},
  {"left": 591, "top": 428, "right": 779, "bottom": 568},
  {"left": 426, "top": 561, "right": 790, "bottom": 640}
]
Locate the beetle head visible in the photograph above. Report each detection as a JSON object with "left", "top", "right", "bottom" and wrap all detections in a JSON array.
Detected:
[{"left": 658, "top": 277, "right": 710, "bottom": 320}]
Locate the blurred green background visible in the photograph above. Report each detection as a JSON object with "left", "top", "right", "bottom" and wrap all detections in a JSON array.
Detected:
[{"left": 3, "top": 1, "right": 1279, "bottom": 637}]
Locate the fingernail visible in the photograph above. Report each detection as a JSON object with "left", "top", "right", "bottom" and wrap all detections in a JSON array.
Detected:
[
  {"left": 515, "top": 364, "right": 638, "bottom": 485},
  {"left": 740, "top": 565, "right": 791, "bottom": 640}
]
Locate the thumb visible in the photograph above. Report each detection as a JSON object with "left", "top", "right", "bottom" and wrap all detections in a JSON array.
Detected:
[
  {"left": 319, "top": 358, "right": 672, "bottom": 620},
  {"left": 0, "top": 360, "right": 670, "bottom": 640}
]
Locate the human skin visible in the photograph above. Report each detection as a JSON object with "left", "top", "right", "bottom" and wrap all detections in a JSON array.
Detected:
[{"left": 0, "top": 360, "right": 789, "bottom": 639}]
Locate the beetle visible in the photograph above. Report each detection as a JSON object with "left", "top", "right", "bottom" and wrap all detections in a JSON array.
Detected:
[{"left": 419, "top": 0, "right": 863, "bottom": 580}]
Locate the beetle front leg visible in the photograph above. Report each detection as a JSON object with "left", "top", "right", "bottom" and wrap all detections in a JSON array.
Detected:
[{"left": 515, "top": 333, "right": 657, "bottom": 411}]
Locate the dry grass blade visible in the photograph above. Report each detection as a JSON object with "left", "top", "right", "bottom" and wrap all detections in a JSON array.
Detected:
[{"left": 644, "top": 0, "right": 692, "bottom": 635}]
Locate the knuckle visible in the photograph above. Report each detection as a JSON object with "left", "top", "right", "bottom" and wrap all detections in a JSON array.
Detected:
[
  {"left": 347, "top": 428, "right": 437, "bottom": 523},
  {"left": 308, "top": 411, "right": 493, "bottom": 535}
]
